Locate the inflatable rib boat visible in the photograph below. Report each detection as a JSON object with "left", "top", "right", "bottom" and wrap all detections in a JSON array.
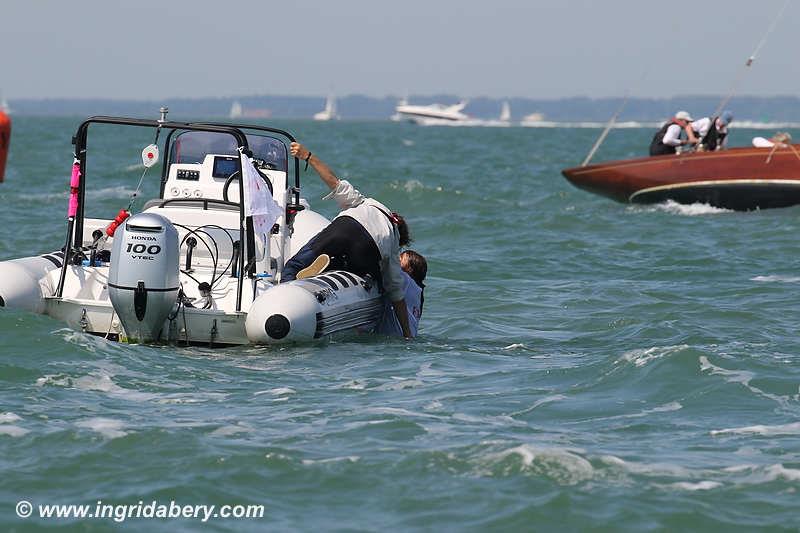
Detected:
[{"left": 0, "top": 110, "right": 386, "bottom": 345}]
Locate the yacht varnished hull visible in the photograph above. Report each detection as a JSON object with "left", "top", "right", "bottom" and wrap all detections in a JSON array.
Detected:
[{"left": 562, "top": 146, "right": 800, "bottom": 210}]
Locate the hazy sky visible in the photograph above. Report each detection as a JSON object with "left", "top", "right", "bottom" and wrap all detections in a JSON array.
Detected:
[{"left": 1, "top": 0, "right": 797, "bottom": 100}]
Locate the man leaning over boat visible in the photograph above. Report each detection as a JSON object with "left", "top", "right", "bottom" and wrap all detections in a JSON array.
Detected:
[
  {"left": 690, "top": 110, "right": 734, "bottom": 151},
  {"left": 282, "top": 142, "right": 414, "bottom": 338},
  {"left": 649, "top": 111, "right": 698, "bottom": 156}
]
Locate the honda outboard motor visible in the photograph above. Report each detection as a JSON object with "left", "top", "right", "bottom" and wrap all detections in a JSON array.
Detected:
[{"left": 108, "top": 213, "right": 179, "bottom": 342}]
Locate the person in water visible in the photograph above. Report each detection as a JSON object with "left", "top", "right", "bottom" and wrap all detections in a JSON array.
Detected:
[
  {"left": 649, "top": 111, "right": 698, "bottom": 156},
  {"left": 690, "top": 110, "right": 734, "bottom": 151},
  {"left": 376, "top": 250, "right": 427, "bottom": 338},
  {"left": 282, "top": 142, "right": 414, "bottom": 338}
]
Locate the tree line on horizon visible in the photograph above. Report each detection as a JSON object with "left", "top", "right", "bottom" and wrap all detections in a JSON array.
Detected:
[{"left": 7, "top": 95, "right": 800, "bottom": 122}]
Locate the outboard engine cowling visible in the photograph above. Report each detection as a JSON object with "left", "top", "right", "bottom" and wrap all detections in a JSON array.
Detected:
[{"left": 108, "top": 213, "right": 179, "bottom": 342}]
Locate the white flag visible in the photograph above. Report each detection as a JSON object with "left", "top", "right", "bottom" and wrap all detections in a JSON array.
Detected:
[{"left": 241, "top": 153, "right": 282, "bottom": 240}]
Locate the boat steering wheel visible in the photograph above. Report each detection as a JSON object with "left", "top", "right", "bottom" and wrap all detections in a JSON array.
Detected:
[{"left": 222, "top": 169, "right": 274, "bottom": 203}]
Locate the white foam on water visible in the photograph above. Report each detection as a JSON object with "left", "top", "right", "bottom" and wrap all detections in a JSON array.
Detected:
[
  {"left": 620, "top": 344, "right": 689, "bottom": 367},
  {"left": 336, "top": 379, "right": 368, "bottom": 390},
  {"left": 0, "top": 412, "right": 22, "bottom": 423},
  {"left": 631, "top": 200, "right": 732, "bottom": 216},
  {"left": 648, "top": 401, "right": 683, "bottom": 413},
  {"left": 154, "top": 393, "right": 227, "bottom": 404},
  {"left": 509, "top": 394, "right": 568, "bottom": 417},
  {"left": 503, "top": 343, "right": 526, "bottom": 350},
  {"left": 424, "top": 400, "right": 444, "bottom": 411},
  {"left": 36, "top": 372, "right": 159, "bottom": 402},
  {"left": 711, "top": 422, "right": 800, "bottom": 437},
  {"left": 598, "top": 455, "right": 694, "bottom": 478},
  {"left": 87, "top": 186, "right": 139, "bottom": 200},
  {"left": 668, "top": 480, "right": 722, "bottom": 491},
  {"left": 762, "top": 464, "right": 800, "bottom": 482},
  {"left": 594, "top": 401, "right": 684, "bottom": 424},
  {"left": 751, "top": 275, "right": 800, "bottom": 283},
  {"left": 402, "top": 179, "right": 425, "bottom": 192},
  {"left": 699, "top": 356, "right": 790, "bottom": 409},
  {"left": 372, "top": 378, "right": 425, "bottom": 391},
  {"left": 267, "top": 387, "right": 296, "bottom": 396},
  {"left": 19, "top": 186, "right": 138, "bottom": 203},
  {"left": 452, "top": 412, "right": 527, "bottom": 428},
  {"left": 416, "top": 361, "right": 445, "bottom": 377},
  {"left": 0, "top": 425, "right": 30, "bottom": 437},
  {"left": 724, "top": 464, "right": 800, "bottom": 484},
  {"left": 301, "top": 455, "right": 360, "bottom": 466},
  {"left": 76, "top": 417, "right": 127, "bottom": 439},
  {"left": 482, "top": 444, "right": 595, "bottom": 484},
  {"left": 210, "top": 424, "right": 253, "bottom": 437},
  {"left": 363, "top": 406, "right": 435, "bottom": 419},
  {"left": 401, "top": 139, "right": 414, "bottom": 146}
]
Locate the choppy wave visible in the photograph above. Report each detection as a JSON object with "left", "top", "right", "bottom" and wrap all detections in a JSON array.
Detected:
[
  {"left": 76, "top": 417, "right": 127, "bottom": 439},
  {"left": 750, "top": 275, "right": 800, "bottom": 283},
  {"left": 629, "top": 200, "right": 732, "bottom": 216}
]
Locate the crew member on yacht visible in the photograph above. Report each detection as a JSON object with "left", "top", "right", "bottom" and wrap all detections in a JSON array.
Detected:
[
  {"left": 690, "top": 111, "right": 733, "bottom": 151},
  {"left": 376, "top": 250, "right": 427, "bottom": 338},
  {"left": 282, "top": 142, "right": 413, "bottom": 338},
  {"left": 649, "top": 111, "right": 698, "bottom": 156}
]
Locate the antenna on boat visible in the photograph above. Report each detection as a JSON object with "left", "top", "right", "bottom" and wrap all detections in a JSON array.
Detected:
[{"left": 712, "top": 0, "right": 791, "bottom": 118}]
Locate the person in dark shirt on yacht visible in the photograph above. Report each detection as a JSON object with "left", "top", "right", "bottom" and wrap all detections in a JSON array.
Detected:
[{"left": 649, "top": 111, "right": 698, "bottom": 156}]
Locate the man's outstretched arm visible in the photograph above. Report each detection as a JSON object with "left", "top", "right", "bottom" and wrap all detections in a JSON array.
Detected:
[{"left": 290, "top": 142, "right": 339, "bottom": 190}]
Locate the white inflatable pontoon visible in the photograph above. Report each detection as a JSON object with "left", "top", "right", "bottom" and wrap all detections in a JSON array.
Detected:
[{"left": 0, "top": 110, "right": 386, "bottom": 345}]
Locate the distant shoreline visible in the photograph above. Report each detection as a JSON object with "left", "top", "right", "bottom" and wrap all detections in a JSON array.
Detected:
[{"left": 5, "top": 94, "right": 800, "bottom": 123}]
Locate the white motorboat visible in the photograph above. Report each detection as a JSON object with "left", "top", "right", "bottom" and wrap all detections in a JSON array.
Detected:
[
  {"left": 393, "top": 98, "right": 471, "bottom": 125},
  {"left": 0, "top": 110, "right": 387, "bottom": 345},
  {"left": 313, "top": 94, "right": 339, "bottom": 121}
]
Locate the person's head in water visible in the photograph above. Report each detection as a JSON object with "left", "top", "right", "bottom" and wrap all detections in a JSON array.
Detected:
[{"left": 400, "top": 250, "right": 427, "bottom": 287}]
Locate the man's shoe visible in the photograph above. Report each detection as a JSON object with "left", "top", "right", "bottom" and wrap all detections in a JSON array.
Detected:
[{"left": 297, "top": 254, "right": 330, "bottom": 279}]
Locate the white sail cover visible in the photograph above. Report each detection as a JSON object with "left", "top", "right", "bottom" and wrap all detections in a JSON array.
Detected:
[{"left": 241, "top": 153, "right": 282, "bottom": 242}]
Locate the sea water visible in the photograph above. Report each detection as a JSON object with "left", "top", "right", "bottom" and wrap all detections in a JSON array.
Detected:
[{"left": 2, "top": 117, "right": 800, "bottom": 531}]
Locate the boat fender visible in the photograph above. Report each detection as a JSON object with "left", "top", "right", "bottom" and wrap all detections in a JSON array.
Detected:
[
  {"left": 245, "top": 284, "right": 319, "bottom": 343},
  {"left": 105, "top": 209, "right": 131, "bottom": 237},
  {"left": 0, "top": 255, "right": 61, "bottom": 313}
]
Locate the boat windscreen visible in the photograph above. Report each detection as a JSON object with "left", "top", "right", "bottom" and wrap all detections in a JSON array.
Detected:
[{"left": 170, "top": 131, "right": 288, "bottom": 171}]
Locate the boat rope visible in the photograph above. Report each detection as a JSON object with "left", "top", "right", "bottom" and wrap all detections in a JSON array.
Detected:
[
  {"left": 104, "top": 308, "right": 116, "bottom": 340},
  {"left": 581, "top": 67, "right": 649, "bottom": 167},
  {"left": 126, "top": 126, "right": 163, "bottom": 212},
  {"left": 581, "top": 95, "right": 629, "bottom": 167},
  {"left": 712, "top": 0, "right": 791, "bottom": 118},
  {"left": 765, "top": 142, "right": 800, "bottom": 165}
]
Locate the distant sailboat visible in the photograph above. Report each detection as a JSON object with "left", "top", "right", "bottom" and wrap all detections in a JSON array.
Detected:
[
  {"left": 313, "top": 94, "right": 338, "bottom": 121},
  {"left": 0, "top": 91, "right": 10, "bottom": 114},
  {"left": 229, "top": 101, "right": 243, "bottom": 119},
  {"left": 499, "top": 101, "right": 511, "bottom": 123}
]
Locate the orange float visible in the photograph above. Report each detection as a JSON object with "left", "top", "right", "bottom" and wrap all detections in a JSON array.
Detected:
[{"left": 0, "top": 110, "right": 10, "bottom": 182}]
